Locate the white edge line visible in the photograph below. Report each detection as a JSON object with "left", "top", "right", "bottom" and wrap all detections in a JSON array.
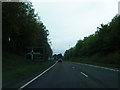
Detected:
[
  {"left": 18, "top": 61, "right": 57, "bottom": 90},
  {"left": 76, "top": 63, "right": 120, "bottom": 72},
  {"left": 81, "top": 72, "right": 88, "bottom": 77}
]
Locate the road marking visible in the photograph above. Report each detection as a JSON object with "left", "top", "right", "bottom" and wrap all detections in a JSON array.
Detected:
[
  {"left": 76, "top": 63, "right": 120, "bottom": 72},
  {"left": 18, "top": 61, "right": 57, "bottom": 90},
  {"left": 81, "top": 72, "right": 88, "bottom": 77}
]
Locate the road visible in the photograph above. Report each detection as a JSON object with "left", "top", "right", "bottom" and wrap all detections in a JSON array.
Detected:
[{"left": 20, "top": 61, "right": 119, "bottom": 88}]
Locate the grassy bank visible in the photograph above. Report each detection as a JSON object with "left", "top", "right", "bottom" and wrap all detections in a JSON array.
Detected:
[
  {"left": 67, "top": 53, "right": 120, "bottom": 69},
  {"left": 2, "top": 52, "right": 55, "bottom": 83}
]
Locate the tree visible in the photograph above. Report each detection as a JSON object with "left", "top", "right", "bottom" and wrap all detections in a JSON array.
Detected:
[
  {"left": 2, "top": 2, "right": 52, "bottom": 60},
  {"left": 64, "top": 15, "right": 120, "bottom": 64}
]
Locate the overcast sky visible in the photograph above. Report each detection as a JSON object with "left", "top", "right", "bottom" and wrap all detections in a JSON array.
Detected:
[{"left": 29, "top": 0, "right": 119, "bottom": 55}]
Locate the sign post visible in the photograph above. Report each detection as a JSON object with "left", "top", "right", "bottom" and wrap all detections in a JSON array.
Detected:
[{"left": 26, "top": 47, "right": 45, "bottom": 61}]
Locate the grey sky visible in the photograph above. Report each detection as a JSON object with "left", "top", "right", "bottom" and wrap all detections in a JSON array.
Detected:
[{"left": 29, "top": 0, "right": 119, "bottom": 55}]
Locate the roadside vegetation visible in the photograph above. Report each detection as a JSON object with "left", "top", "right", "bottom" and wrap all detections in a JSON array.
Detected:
[
  {"left": 2, "top": 2, "right": 52, "bottom": 58},
  {"left": 3, "top": 51, "right": 55, "bottom": 84},
  {"left": 64, "top": 15, "right": 120, "bottom": 68},
  {"left": 2, "top": 2, "right": 54, "bottom": 85}
]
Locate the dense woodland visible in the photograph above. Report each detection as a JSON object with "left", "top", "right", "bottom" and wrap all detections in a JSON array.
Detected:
[
  {"left": 2, "top": 2, "right": 120, "bottom": 65},
  {"left": 64, "top": 15, "right": 120, "bottom": 65},
  {"left": 2, "top": 2, "right": 52, "bottom": 60}
]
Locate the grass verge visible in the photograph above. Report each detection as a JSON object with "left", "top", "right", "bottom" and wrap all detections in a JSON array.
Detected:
[
  {"left": 2, "top": 51, "right": 55, "bottom": 84},
  {"left": 67, "top": 53, "right": 120, "bottom": 69}
]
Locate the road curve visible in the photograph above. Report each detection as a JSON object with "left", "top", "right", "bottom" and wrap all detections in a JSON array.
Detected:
[{"left": 21, "top": 61, "right": 119, "bottom": 88}]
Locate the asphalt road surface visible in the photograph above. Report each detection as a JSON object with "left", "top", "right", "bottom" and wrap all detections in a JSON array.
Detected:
[{"left": 20, "top": 61, "right": 120, "bottom": 88}]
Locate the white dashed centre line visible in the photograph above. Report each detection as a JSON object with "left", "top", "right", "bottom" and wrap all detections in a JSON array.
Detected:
[{"left": 81, "top": 72, "right": 88, "bottom": 77}]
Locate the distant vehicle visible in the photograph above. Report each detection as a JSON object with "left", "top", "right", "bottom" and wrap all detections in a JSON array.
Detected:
[{"left": 58, "top": 58, "right": 62, "bottom": 63}]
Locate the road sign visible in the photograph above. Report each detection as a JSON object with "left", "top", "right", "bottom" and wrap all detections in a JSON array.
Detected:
[{"left": 25, "top": 47, "right": 45, "bottom": 60}]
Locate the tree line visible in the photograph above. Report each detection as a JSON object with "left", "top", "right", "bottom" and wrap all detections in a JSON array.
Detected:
[
  {"left": 52, "top": 54, "right": 63, "bottom": 60},
  {"left": 64, "top": 15, "right": 120, "bottom": 65},
  {"left": 2, "top": 2, "right": 52, "bottom": 60}
]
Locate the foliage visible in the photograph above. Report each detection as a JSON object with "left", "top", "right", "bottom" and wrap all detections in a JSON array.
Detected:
[
  {"left": 52, "top": 53, "right": 63, "bottom": 60},
  {"left": 64, "top": 15, "right": 120, "bottom": 65},
  {"left": 3, "top": 52, "right": 55, "bottom": 82},
  {"left": 2, "top": 2, "right": 52, "bottom": 60}
]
